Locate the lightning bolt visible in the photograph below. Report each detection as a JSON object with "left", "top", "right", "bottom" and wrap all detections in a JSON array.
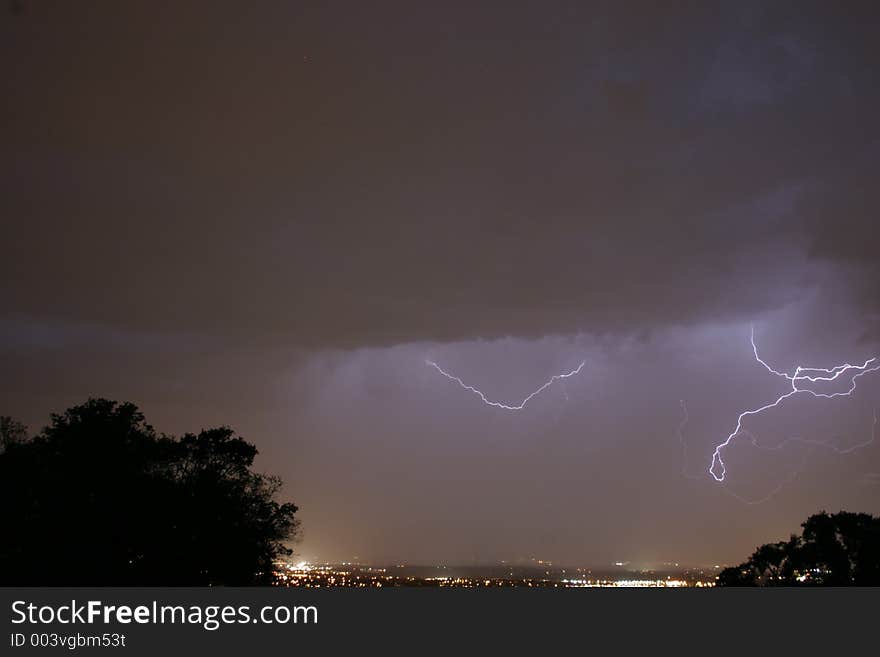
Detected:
[
  {"left": 677, "top": 400, "right": 703, "bottom": 481},
  {"left": 426, "top": 359, "right": 586, "bottom": 411},
  {"left": 680, "top": 400, "right": 878, "bottom": 504},
  {"left": 709, "top": 326, "right": 880, "bottom": 482},
  {"left": 717, "top": 419, "right": 878, "bottom": 505}
]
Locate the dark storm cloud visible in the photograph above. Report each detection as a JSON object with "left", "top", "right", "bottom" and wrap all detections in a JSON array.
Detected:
[
  {"left": 798, "top": 153, "right": 880, "bottom": 342},
  {"left": 3, "top": 1, "right": 876, "bottom": 350}
]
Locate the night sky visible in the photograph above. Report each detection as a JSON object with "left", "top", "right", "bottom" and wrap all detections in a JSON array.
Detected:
[{"left": 2, "top": 1, "right": 879, "bottom": 567}]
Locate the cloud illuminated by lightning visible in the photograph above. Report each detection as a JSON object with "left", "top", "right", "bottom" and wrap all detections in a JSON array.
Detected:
[
  {"left": 709, "top": 326, "right": 880, "bottom": 482},
  {"left": 426, "top": 359, "right": 586, "bottom": 410}
]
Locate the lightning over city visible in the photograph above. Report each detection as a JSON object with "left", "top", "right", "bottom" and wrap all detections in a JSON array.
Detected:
[
  {"left": 709, "top": 326, "right": 880, "bottom": 482},
  {"left": 425, "top": 359, "right": 586, "bottom": 411},
  {"left": 5, "top": 0, "right": 880, "bottom": 606}
]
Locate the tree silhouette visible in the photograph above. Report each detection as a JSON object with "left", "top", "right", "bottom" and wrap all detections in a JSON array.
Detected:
[
  {"left": 0, "top": 415, "right": 28, "bottom": 453},
  {"left": 0, "top": 399, "right": 298, "bottom": 585},
  {"left": 718, "top": 511, "right": 880, "bottom": 586}
]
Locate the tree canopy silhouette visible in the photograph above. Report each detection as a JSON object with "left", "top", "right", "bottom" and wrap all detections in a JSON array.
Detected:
[
  {"left": 718, "top": 511, "right": 880, "bottom": 586},
  {"left": 0, "top": 399, "right": 299, "bottom": 585},
  {"left": 0, "top": 415, "right": 28, "bottom": 453}
]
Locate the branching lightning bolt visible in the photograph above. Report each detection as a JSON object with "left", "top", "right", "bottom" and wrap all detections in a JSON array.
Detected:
[
  {"left": 680, "top": 400, "right": 878, "bottom": 504},
  {"left": 709, "top": 326, "right": 880, "bottom": 482},
  {"left": 425, "top": 359, "right": 586, "bottom": 411}
]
